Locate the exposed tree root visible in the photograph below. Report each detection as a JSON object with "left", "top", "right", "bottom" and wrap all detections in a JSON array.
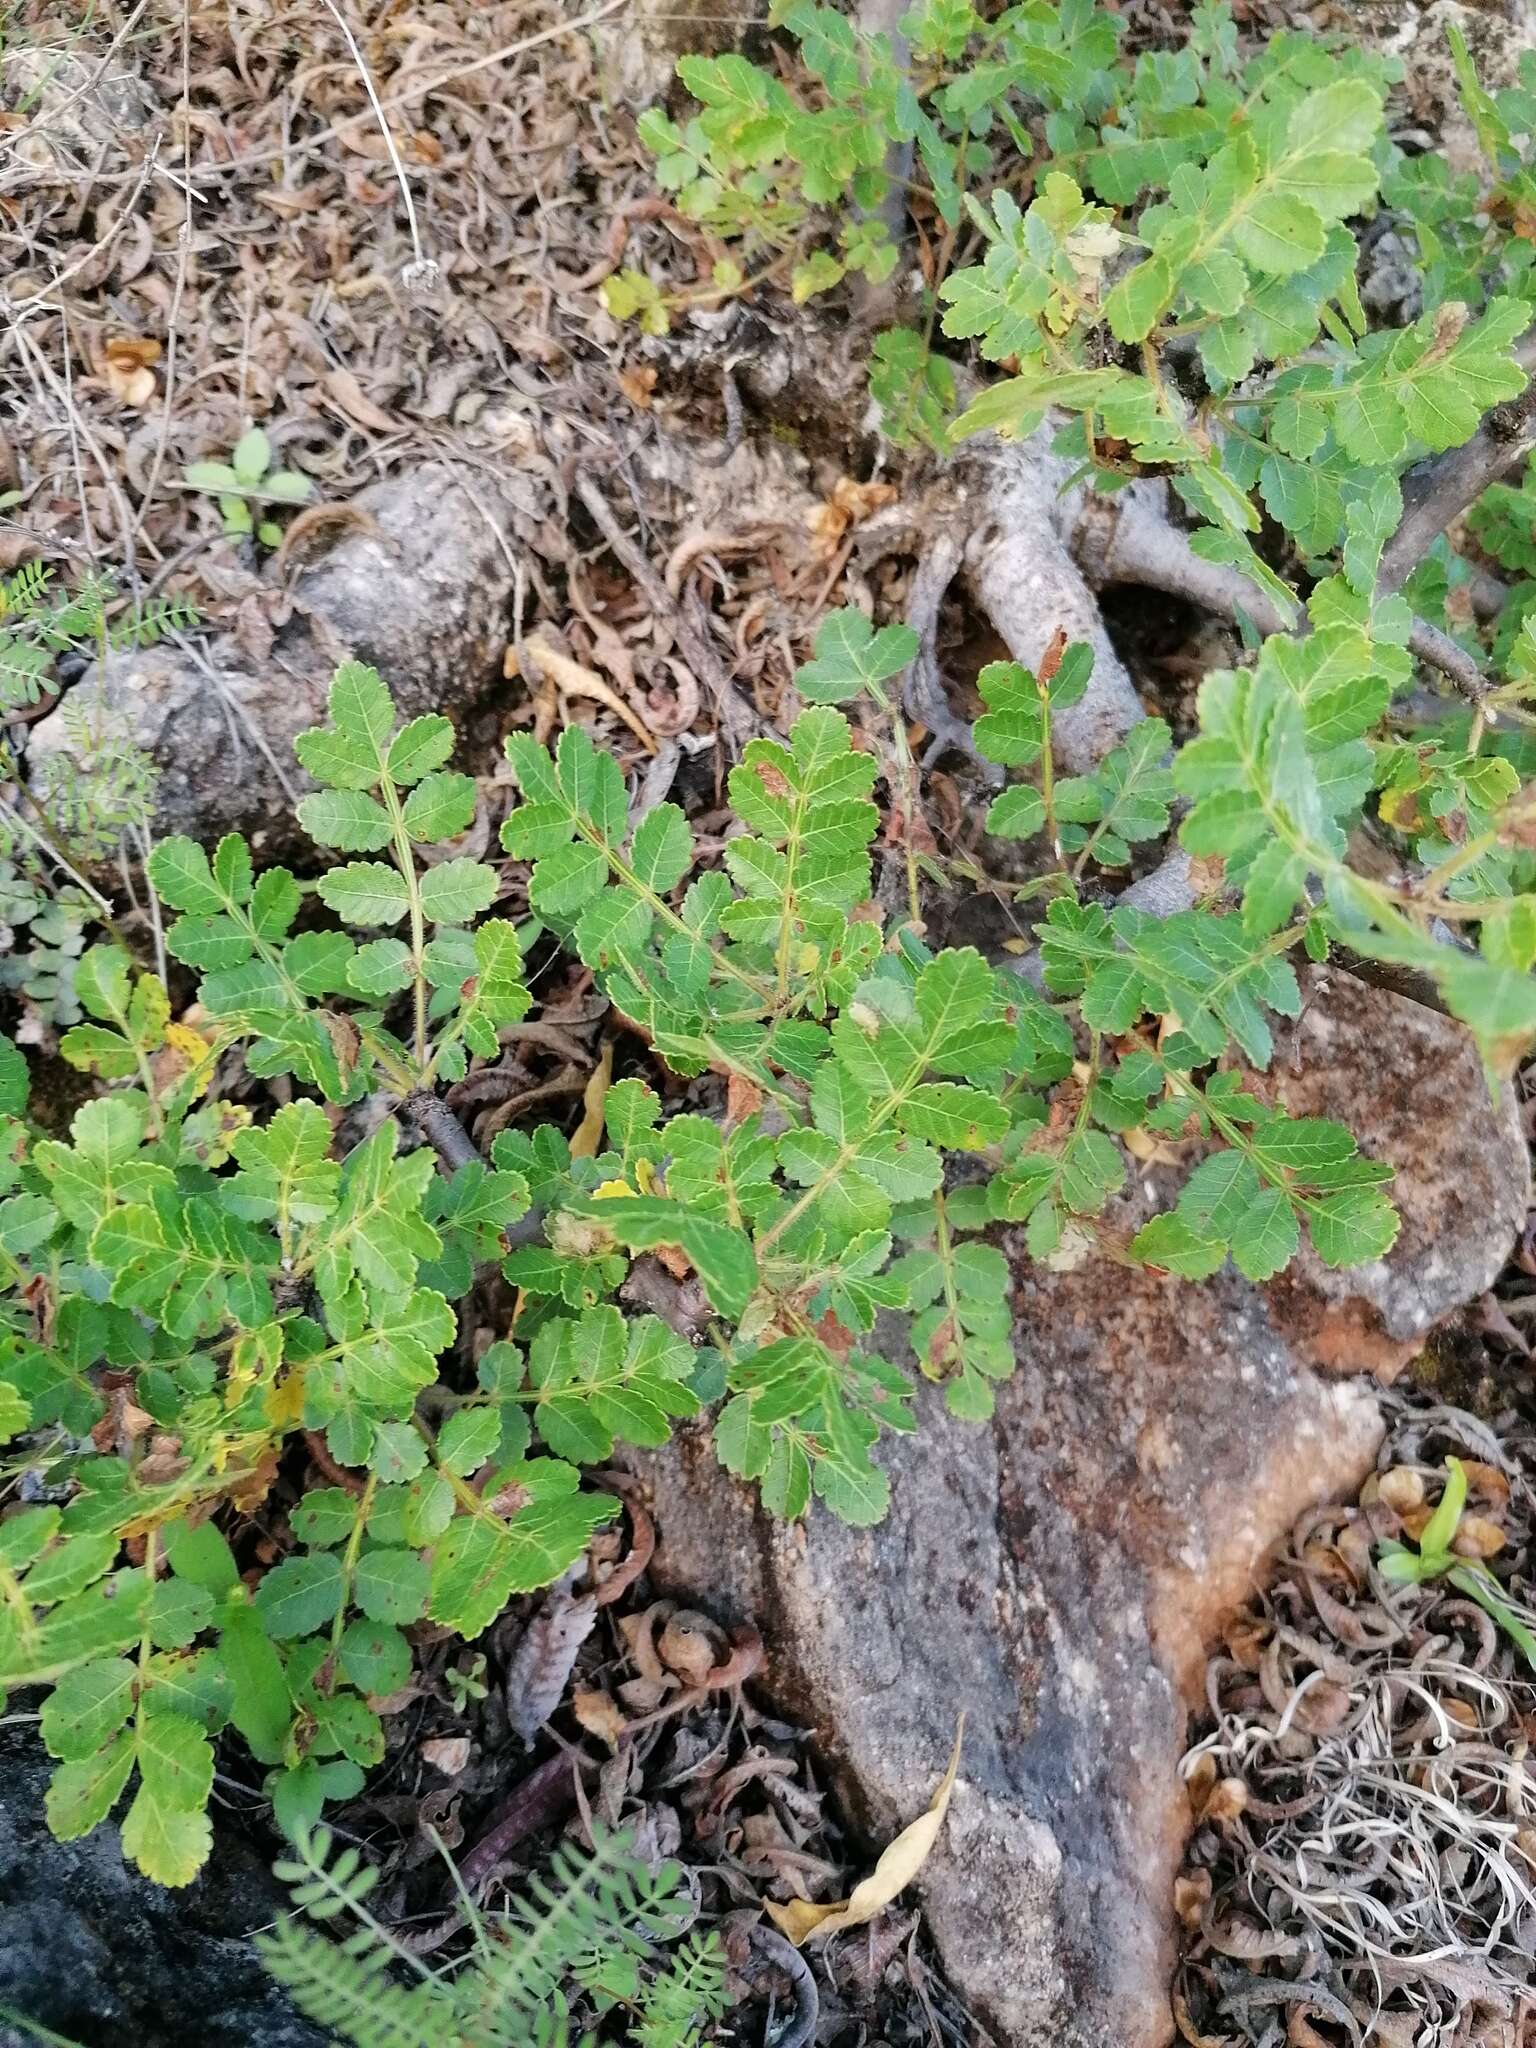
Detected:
[
  {"left": 960, "top": 439, "right": 1149, "bottom": 774},
  {"left": 1094, "top": 496, "right": 1495, "bottom": 709}
]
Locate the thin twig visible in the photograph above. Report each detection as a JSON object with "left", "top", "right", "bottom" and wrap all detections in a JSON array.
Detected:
[
  {"left": 694, "top": 364, "right": 746, "bottom": 470},
  {"left": 574, "top": 469, "right": 760, "bottom": 749},
  {"left": 400, "top": 1088, "right": 483, "bottom": 1173}
]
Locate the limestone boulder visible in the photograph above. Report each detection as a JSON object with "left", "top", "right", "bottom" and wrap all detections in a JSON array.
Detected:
[{"left": 27, "top": 463, "right": 540, "bottom": 853}]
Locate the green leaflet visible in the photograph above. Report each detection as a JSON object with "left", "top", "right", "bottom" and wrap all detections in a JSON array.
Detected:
[{"left": 426, "top": 1472, "right": 617, "bottom": 1637}]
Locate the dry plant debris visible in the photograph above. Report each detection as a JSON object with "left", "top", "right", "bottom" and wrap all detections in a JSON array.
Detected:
[
  {"left": 282, "top": 1491, "right": 985, "bottom": 2048},
  {"left": 1176, "top": 1396, "right": 1536, "bottom": 2048}
]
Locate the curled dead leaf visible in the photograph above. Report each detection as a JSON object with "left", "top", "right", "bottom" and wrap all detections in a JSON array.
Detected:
[
  {"left": 1224, "top": 1615, "right": 1270, "bottom": 1671},
  {"left": 1461, "top": 1458, "right": 1513, "bottom": 1509},
  {"left": 1291, "top": 1678, "right": 1353, "bottom": 1737},
  {"left": 137, "top": 1433, "right": 189, "bottom": 1487},
  {"left": 99, "top": 335, "right": 161, "bottom": 406},
  {"left": 324, "top": 365, "right": 396, "bottom": 433},
  {"left": 1173, "top": 1983, "right": 1237, "bottom": 2048},
  {"left": 617, "top": 364, "right": 657, "bottom": 409},
  {"left": 1174, "top": 1869, "right": 1211, "bottom": 1929},
  {"left": 1286, "top": 2010, "right": 1337, "bottom": 2048},
  {"left": 658, "top": 1610, "right": 722, "bottom": 1687},
  {"left": 1334, "top": 1520, "right": 1373, "bottom": 1587},
  {"left": 1202, "top": 1777, "right": 1248, "bottom": 1825},
  {"left": 572, "top": 1687, "right": 628, "bottom": 1748},
  {"left": 1452, "top": 1514, "right": 1507, "bottom": 1560},
  {"left": 766, "top": 1717, "right": 964, "bottom": 1945}
]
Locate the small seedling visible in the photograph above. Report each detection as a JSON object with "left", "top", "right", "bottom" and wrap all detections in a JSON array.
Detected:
[
  {"left": 1378, "top": 1457, "right": 1536, "bottom": 1672},
  {"left": 444, "top": 1653, "right": 489, "bottom": 1711},
  {"left": 184, "top": 428, "right": 312, "bottom": 548}
]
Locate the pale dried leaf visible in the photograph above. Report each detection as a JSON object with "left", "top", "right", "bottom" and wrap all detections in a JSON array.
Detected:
[
  {"left": 1376, "top": 1467, "right": 1426, "bottom": 1516},
  {"left": 570, "top": 1039, "right": 613, "bottom": 1162},
  {"left": 1451, "top": 1514, "right": 1507, "bottom": 1560},
  {"left": 766, "top": 1717, "right": 964, "bottom": 1945},
  {"left": 324, "top": 365, "right": 396, "bottom": 432}
]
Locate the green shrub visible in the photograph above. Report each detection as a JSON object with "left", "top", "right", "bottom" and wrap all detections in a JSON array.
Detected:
[{"left": 5, "top": 0, "right": 1536, "bottom": 1903}]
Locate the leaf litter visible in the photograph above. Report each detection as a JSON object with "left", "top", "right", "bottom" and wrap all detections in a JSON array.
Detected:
[{"left": 1176, "top": 1391, "right": 1536, "bottom": 2048}]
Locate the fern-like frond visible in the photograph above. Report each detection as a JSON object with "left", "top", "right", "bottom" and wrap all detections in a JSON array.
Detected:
[
  {"left": 633, "top": 1931, "right": 729, "bottom": 2048},
  {"left": 276, "top": 1826, "right": 384, "bottom": 1921},
  {"left": 457, "top": 1827, "right": 654, "bottom": 2033},
  {"left": 256, "top": 1920, "right": 452, "bottom": 2048},
  {"left": 0, "top": 635, "right": 52, "bottom": 708},
  {"left": 108, "top": 594, "right": 198, "bottom": 650},
  {"left": 0, "top": 560, "right": 51, "bottom": 618}
]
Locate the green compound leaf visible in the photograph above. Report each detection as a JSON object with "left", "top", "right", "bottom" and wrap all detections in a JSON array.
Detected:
[
  {"left": 794, "top": 607, "right": 917, "bottom": 705},
  {"left": 427, "top": 1475, "right": 617, "bottom": 1637}
]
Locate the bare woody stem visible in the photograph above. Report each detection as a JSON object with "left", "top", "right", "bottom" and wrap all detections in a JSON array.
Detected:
[
  {"left": 401, "top": 1087, "right": 482, "bottom": 1172},
  {"left": 1378, "top": 326, "right": 1536, "bottom": 597}
]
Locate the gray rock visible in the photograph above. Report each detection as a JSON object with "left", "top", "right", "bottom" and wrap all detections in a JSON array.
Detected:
[
  {"left": 596, "top": 0, "right": 768, "bottom": 101},
  {"left": 0, "top": 1726, "right": 328, "bottom": 2048},
  {"left": 28, "top": 463, "right": 539, "bottom": 852},
  {"left": 637, "top": 973, "right": 1529, "bottom": 2047}
]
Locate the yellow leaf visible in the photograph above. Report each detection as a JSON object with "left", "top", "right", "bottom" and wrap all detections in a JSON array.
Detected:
[
  {"left": 766, "top": 1716, "right": 964, "bottom": 1945},
  {"left": 263, "top": 1367, "right": 308, "bottom": 1431},
  {"left": 570, "top": 1039, "right": 613, "bottom": 1160},
  {"left": 592, "top": 1177, "right": 636, "bottom": 1200}
]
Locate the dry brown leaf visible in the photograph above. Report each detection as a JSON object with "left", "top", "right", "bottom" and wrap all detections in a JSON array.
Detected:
[
  {"left": 572, "top": 1687, "right": 628, "bottom": 1748},
  {"left": 137, "top": 1433, "right": 188, "bottom": 1486},
  {"left": 323, "top": 365, "right": 396, "bottom": 433},
  {"left": 617, "top": 365, "right": 657, "bottom": 409},
  {"left": 99, "top": 335, "right": 161, "bottom": 407},
  {"left": 420, "top": 1736, "right": 472, "bottom": 1776},
  {"left": 807, "top": 475, "right": 898, "bottom": 556},
  {"left": 726, "top": 1072, "right": 763, "bottom": 1128},
  {"left": 1459, "top": 1458, "right": 1512, "bottom": 1508},
  {"left": 570, "top": 1039, "right": 613, "bottom": 1161},
  {"left": 1376, "top": 1466, "right": 1426, "bottom": 1515},
  {"left": 1174, "top": 1870, "right": 1211, "bottom": 1929},
  {"left": 1173, "top": 1984, "right": 1237, "bottom": 2048},
  {"left": 1452, "top": 1514, "right": 1507, "bottom": 1560},
  {"left": 516, "top": 632, "right": 658, "bottom": 756},
  {"left": 766, "top": 1716, "right": 964, "bottom": 1945},
  {"left": 658, "top": 1611, "right": 721, "bottom": 1686}
]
